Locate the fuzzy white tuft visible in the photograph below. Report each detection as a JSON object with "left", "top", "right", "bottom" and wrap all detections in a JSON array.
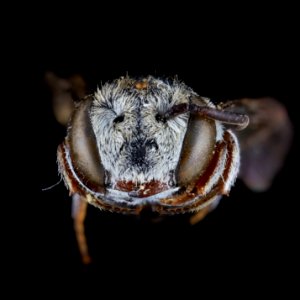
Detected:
[{"left": 90, "top": 76, "right": 197, "bottom": 186}]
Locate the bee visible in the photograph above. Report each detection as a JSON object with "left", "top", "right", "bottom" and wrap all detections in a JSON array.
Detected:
[{"left": 46, "top": 73, "right": 292, "bottom": 264}]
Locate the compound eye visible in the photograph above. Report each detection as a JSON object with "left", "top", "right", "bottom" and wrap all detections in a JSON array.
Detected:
[
  {"left": 176, "top": 97, "right": 217, "bottom": 187},
  {"left": 67, "top": 97, "right": 106, "bottom": 193}
]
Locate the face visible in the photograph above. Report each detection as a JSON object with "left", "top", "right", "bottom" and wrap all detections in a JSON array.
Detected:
[
  {"left": 90, "top": 77, "right": 193, "bottom": 192},
  {"left": 58, "top": 76, "right": 244, "bottom": 214}
]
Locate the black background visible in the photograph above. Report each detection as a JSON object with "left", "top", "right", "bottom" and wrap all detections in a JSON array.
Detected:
[{"left": 17, "top": 22, "right": 298, "bottom": 294}]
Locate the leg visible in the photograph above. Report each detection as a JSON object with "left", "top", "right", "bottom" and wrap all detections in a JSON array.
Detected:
[{"left": 72, "top": 194, "right": 91, "bottom": 264}]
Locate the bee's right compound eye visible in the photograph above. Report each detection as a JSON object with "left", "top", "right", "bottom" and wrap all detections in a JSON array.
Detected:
[{"left": 67, "top": 97, "right": 106, "bottom": 193}]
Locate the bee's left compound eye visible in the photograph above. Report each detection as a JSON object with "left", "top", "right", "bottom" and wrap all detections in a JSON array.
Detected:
[
  {"left": 176, "top": 97, "right": 217, "bottom": 187},
  {"left": 67, "top": 97, "right": 106, "bottom": 193}
]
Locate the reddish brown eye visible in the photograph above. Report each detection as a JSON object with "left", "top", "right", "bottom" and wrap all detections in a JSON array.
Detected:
[
  {"left": 67, "top": 97, "right": 106, "bottom": 193},
  {"left": 176, "top": 97, "right": 216, "bottom": 188}
]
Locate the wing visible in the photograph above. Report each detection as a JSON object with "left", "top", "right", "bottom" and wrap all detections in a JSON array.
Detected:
[
  {"left": 221, "top": 97, "right": 293, "bottom": 192},
  {"left": 45, "top": 72, "right": 87, "bottom": 126}
]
